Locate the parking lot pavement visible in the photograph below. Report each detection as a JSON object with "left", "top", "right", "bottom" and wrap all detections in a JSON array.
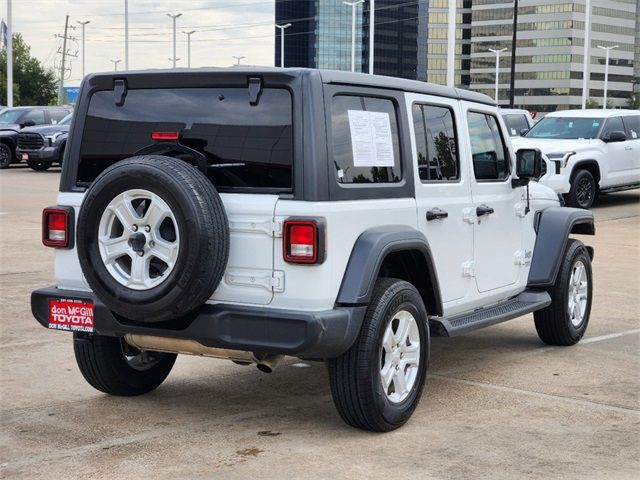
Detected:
[{"left": 1, "top": 167, "right": 639, "bottom": 479}]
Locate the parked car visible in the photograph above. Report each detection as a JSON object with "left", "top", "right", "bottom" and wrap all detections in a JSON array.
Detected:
[
  {"left": 512, "top": 109, "right": 640, "bottom": 208},
  {"left": 500, "top": 108, "right": 535, "bottom": 137},
  {"left": 31, "top": 68, "right": 594, "bottom": 432},
  {"left": 16, "top": 113, "right": 72, "bottom": 171},
  {"left": 0, "top": 106, "right": 73, "bottom": 169}
]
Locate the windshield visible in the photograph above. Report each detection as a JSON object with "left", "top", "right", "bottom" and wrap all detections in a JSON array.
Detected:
[
  {"left": 59, "top": 113, "right": 73, "bottom": 125},
  {"left": 0, "top": 110, "right": 24, "bottom": 124},
  {"left": 525, "top": 116, "right": 603, "bottom": 139}
]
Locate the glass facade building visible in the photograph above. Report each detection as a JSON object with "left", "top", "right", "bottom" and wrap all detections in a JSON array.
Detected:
[{"left": 469, "top": 0, "right": 638, "bottom": 111}]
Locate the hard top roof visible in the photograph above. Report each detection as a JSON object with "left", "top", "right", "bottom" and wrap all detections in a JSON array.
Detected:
[{"left": 545, "top": 109, "right": 639, "bottom": 119}]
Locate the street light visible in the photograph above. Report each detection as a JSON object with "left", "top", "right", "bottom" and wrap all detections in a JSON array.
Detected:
[
  {"left": 275, "top": 23, "right": 291, "bottom": 68},
  {"left": 581, "top": 0, "right": 592, "bottom": 109},
  {"left": 446, "top": 0, "right": 456, "bottom": 87},
  {"left": 183, "top": 30, "right": 195, "bottom": 68},
  {"left": 110, "top": 59, "right": 121, "bottom": 71},
  {"left": 77, "top": 20, "right": 90, "bottom": 78},
  {"left": 167, "top": 13, "right": 182, "bottom": 68},
  {"left": 597, "top": 45, "right": 618, "bottom": 109},
  {"left": 232, "top": 55, "right": 245, "bottom": 66},
  {"left": 344, "top": 0, "right": 364, "bottom": 72},
  {"left": 488, "top": 48, "right": 508, "bottom": 103}
]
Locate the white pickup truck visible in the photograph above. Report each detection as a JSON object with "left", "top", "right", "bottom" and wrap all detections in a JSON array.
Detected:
[{"left": 513, "top": 109, "right": 640, "bottom": 208}]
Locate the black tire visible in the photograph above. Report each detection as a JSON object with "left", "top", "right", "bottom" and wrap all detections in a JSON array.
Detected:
[
  {"left": 328, "top": 278, "right": 429, "bottom": 432},
  {"left": 565, "top": 169, "right": 596, "bottom": 209},
  {"left": 0, "top": 143, "right": 13, "bottom": 169},
  {"left": 73, "top": 333, "right": 176, "bottom": 396},
  {"left": 76, "top": 155, "right": 230, "bottom": 323},
  {"left": 534, "top": 239, "right": 593, "bottom": 346},
  {"left": 27, "top": 160, "right": 52, "bottom": 171}
]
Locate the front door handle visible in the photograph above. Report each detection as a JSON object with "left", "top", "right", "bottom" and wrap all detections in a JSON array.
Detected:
[
  {"left": 476, "top": 205, "right": 494, "bottom": 217},
  {"left": 426, "top": 208, "right": 449, "bottom": 221},
  {"left": 625, "top": 146, "right": 633, "bottom": 151}
]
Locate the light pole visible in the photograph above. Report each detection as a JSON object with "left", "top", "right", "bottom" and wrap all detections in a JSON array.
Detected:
[
  {"left": 77, "top": 20, "right": 90, "bottom": 78},
  {"left": 446, "top": 0, "right": 456, "bottom": 87},
  {"left": 124, "top": 0, "right": 129, "bottom": 70},
  {"left": 488, "top": 48, "right": 508, "bottom": 103},
  {"left": 275, "top": 23, "right": 291, "bottom": 68},
  {"left": 6, "top": 0, "right": 12, "bottom": 107},
  {"left": 597, "top": 45, "right": 618, "bottom": 109},
  {"left": 167, "top": 13, "right": 182, "bottom": 68},
  {"left": 344, "top": 1, "right": 364, "bottom": 72},
  {"left": 232, "top": 55, "right": 245, "bottom": 66},
  {"left": 369, "top": 0, "right": 375, "bottom": 74},
  {"left": 581, "top": 0, "right": 592, "bottom": 109},
  {"left": 110, "top": 59, "right": 121, "bottom": 71},
  {"left": 183, "top": 30, "right": 195, "bottom": 68}
]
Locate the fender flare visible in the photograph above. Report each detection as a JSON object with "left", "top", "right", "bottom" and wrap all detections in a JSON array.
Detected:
[
  {"left": 336, "top": 225, "right": 443, "bottom": 317},
  {"left": 527, "top": 207, "right": 595, "bottom": 288}
]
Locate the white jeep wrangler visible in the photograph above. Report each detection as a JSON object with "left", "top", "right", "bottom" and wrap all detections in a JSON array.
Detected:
[
  {"left": 513, "top": 109, "right": 640, "bottom": 209},
  {"left": 32, "top": 68, "right": 595, "bottom": 432}
]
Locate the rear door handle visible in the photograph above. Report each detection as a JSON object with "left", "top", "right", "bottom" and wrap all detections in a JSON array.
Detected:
[
  {"left": 625, "top": 146, "right": 633, "bottom": 151},
  {"left": 476, "top": 205, "right": 494, "bottom": 217},
  {"left": 426, "top": 208, "right": 449, "bottom": 221}
]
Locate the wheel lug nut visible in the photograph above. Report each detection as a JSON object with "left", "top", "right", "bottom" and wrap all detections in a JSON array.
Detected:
[
  {"left": 149, "top": 240, "right": 155, "bottom": 247},
  {"left": 132, "top": 225, "right": 138, "bottom": 232},
  {"left": 144, "top": 225, "right": 151, "bottom": 232},
  {"left": 137, "top": 251, "right": 144, "bottom": 257}
]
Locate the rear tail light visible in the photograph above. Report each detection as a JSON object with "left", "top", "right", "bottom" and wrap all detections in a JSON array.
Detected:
[
  {"left": 42, "top": 206, "right": 74, "bottom": 248},
  {"left": 151, "top": 131, "right": 180, "bottom": 141},
  {"left": 283, "top": 219, "right": 325, "bottom": 264}
]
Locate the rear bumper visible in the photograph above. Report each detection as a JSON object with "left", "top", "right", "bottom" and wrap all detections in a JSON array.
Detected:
[{"left": 31, "top": 286, "right": 365, "bottom": 359}]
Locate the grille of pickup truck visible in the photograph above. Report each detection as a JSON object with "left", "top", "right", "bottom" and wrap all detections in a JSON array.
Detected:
[{"left": 18, "top": 133, "right": 44, "bottom": 150}]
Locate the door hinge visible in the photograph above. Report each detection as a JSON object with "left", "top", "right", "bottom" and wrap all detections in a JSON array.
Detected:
[
  {"left": 228, "top": 218, "right": 282, "bottom": 237},
  {"left": 462, "top": 207, "right": 476, "bottom": 224},
  {"left": 462, "top": 260, "right": 476, "bottom": 278},
  {"left": 514, "top": 202, "right": 527, "bottom": 218},
  {"left": 271, "top": 271, "right": 285, "bottom": 293},
  {"left": 225, "top": 269, "right": 285, "bottom": 292},
  {"left": 514, "top": 250, "right": 532, "bottom": 266}
]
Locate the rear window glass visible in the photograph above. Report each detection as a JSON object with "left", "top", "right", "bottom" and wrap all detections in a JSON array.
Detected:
[
  {"left": 502, "top": 114, "right": 529, "bottom": 137},
  {"left": 331, "top": 95, "right": 402, "bottom": 184},
  {"left": 623, "top": 115, "right": 640, "bottom": 140},
  {"left": 78, "top": 88, "right": 293, "bottom": 191}
]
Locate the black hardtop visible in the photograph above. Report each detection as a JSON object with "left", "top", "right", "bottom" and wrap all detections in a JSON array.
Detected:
[{"left": 82, "top": 67, "right": 494, "bottom": 106}]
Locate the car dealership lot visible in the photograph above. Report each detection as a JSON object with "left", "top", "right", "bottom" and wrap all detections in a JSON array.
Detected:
[{"left": 1, "top": 166, "right": 638, "bottom": 479}]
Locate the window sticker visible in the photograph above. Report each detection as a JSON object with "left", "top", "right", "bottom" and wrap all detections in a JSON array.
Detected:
[
  {"left": 511, "top": 128, "right": 517, "bottom": 136},
  {"left": 347, "top": 110, "right": 395, "bottom": 167},
  {"left": 631, "top": 130, "right": 638, "bottom": 139},
  {"left": 592, "top": 122, "right": 600, "bottom": 128}
]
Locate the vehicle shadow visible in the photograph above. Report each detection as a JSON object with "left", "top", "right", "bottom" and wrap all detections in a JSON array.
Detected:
[{"left": 594, "top": 190, "right": 640, "bottom": 210}]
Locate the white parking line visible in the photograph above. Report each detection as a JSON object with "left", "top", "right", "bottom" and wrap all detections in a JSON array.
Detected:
[
  {"left": 580, "top": 329, "right": 640, "bottom": 345},
  {"left": 432, "top": 374, "right": 640, "bottom": 416}
]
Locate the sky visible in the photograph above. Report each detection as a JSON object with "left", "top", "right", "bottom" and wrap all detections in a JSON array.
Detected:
[{"left": 2, "top": 0, "right": 277, "bottom": 86}]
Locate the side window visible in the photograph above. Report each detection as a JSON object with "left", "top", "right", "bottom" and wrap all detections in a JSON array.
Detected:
[
  {"left": 622, "top": 115, "right": 639, "bottom": 141},
  {"left": 467, "top": 111, "right": 510, "bottom": 181},
  {"left": 412, "top": 103, "right": 459, "bottom": 182},
  {"left": 49, "top": 110, "right": 70, "bottom": 124},
  {"left": 23, "top": 109, "right": 46, "bottom": 125},
  {"left": 502, "top": 114, "right": 530, "bottom": 137},
  {"left": 601, "top": 116, "right": 625, "bottom": 138},
  {"left": 331, "top": 95, "right": 402, "bottom": 184}
]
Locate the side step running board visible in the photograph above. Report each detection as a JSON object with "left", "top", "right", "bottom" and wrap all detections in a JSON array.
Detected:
[{"left": 430, "top": 290, "right": 551, "bottom": 337}]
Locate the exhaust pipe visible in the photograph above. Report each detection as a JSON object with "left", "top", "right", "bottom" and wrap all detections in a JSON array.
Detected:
[{"left": 123, "top": 334, "right": 283, "bottom": 372}]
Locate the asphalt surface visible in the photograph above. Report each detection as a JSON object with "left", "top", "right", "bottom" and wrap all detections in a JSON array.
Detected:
[{"left": 1, "top": 165, "right": 639, "bottom": 479}]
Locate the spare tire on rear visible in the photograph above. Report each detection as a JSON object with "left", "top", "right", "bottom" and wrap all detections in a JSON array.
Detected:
[{"left": 77, "top": 155, "right": 229, "bottom": 323}]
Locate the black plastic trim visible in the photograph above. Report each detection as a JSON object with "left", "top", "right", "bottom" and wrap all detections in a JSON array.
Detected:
[
  {"left": 31, "top": 286, "right": 365, "bottom": 359},
  {"left": 336, "top": 226, "right": 443, "bottom": 316},
  {"left": 528, "top": 207, "right": 595, "bottom": 287}
]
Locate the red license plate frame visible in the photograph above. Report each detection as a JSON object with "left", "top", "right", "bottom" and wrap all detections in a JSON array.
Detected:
[{"left": 48, "top": 299, "right": 95, "bottom": 333}]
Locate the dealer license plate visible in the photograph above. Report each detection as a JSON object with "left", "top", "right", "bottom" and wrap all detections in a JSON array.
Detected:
[
  {"left": 21, "top": 153, "right": 29, "bottom": 160},
  {"left": 49, "top": 299, "right": 95, "bottom": 333}
]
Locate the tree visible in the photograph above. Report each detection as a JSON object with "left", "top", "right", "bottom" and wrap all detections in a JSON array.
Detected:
[
  {"left": 627, "top": 93, "right": 640, "bottom": 110},
  {"left": 0, "top": 33, "right": 58, "bottom": 106}
]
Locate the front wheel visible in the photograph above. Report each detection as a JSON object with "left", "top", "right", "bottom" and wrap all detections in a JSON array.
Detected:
[
  {"left": 534, "top": 239, "right": 593, "bottom": 346},
  {"left": 27, "top": 160, "right": 52, "bottom": 171},
  {"left": 73, "top": 333, "right": 177, "bottom": 396},
  {"left": 565, "top": 169, "right": 596, "bottom": 209},
  {"left": 328, "top": 278, "right": 429, "bottom": 432},
  {"left": 0, "top": 143, "right": 13, "bottom": 169}
]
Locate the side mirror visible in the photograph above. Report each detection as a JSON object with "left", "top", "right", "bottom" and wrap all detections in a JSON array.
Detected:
[
  {"left": 602, "top": 131, "right": 626, "bottom": 143},
  {"left": 20, "top": 120, "right": 36, "bottom": 128},
  {"left": 514, "top": 148, "right": 542, "bottom": 186},
  {"left": 520, "top": 128, "right": 530, "bottom": 136}
]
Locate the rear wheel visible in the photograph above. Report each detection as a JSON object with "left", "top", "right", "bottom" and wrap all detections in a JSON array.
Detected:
[
  {"left": 534, "top": 239, "right": 592, "bottom": 346},
  {"left": 0, "top": 143, "right": 12, "bottom": 169},
  {"left": 73, "top": 333, "right": 176, "bottom": 396},
  {"left": 328, "top": 278, "right": 429, "bottom": 432},
  {"left": 565, "top": 169, "right": 596, "bottom": 209},
  {"left": 27, "top": 160, "right": 52, "bottom": 171}
]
